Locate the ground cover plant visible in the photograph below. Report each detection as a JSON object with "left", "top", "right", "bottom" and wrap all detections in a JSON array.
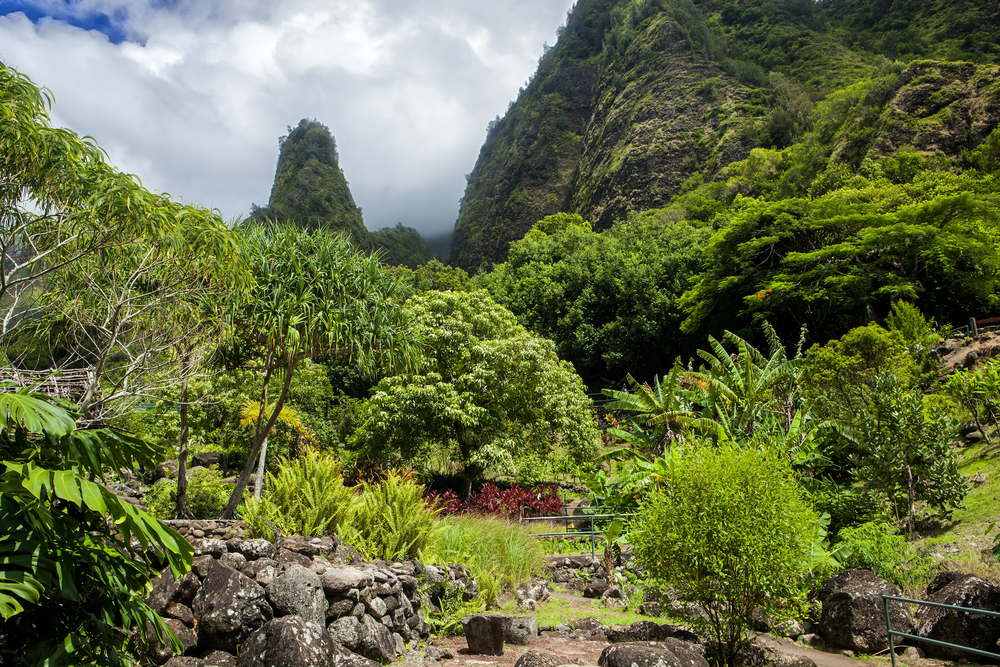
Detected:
[{"left": 428, "top": 482, "right": 563, "bottom": 518}]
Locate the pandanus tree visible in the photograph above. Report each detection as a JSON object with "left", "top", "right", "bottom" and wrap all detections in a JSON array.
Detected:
[{"left": 215, "top": 221, "right": 421, "bottom": 519}]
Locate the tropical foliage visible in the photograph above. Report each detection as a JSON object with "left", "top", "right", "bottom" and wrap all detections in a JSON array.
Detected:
[{"left": 0, "top": 389, "right": 193, "bottom": 666}]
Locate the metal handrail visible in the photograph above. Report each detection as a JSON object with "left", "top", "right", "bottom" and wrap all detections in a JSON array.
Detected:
[
  {"left": 882, "top": 594, "right": 1000, "bottom": 667},
  {"left": 520, "top": 508, "right": 632, "bottom": 558}
]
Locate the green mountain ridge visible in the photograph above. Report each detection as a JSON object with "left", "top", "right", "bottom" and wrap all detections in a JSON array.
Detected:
[{"left": 449, "top": 0, "right": 1000, "bottom": 272}]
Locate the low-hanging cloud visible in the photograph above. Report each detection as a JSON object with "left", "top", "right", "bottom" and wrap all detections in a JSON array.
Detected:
[{"left": 0, "top": 0, "right": 576, "bottom": 234}]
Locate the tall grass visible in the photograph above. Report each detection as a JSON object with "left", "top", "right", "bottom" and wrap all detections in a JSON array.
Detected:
[{"left": 423, "top": 514, "right": 545, "bottom": 597}]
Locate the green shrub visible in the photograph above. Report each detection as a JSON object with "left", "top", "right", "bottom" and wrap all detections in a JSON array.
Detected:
[
  {"left": 339, "top": 472, "right": 441, "bottom": 561},
  {"left": 835, "top": 521, "right": 932, "bottom": 589},
  {"left": 238, "top": 450, "right": 355, "bottom": 539},
  {"left": 631, "top": 444, "right": 815, "bottom": 667},
  {"left": 145, "top": 467, "right": 229, "bottom": 519}
]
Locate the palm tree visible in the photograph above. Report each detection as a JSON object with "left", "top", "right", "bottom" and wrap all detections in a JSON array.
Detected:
[{"left": 215, "top": 221, "right": 422, "bottom": 519}]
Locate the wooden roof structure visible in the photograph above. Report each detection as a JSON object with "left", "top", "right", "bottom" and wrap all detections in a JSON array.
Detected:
[{"left": 0, "top": 367, "right": 94, "bottom": 406}]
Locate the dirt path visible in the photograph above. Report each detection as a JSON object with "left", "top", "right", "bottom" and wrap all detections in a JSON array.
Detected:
[{"left": 421, "top": 588, "right": 885, "bottom": 667}]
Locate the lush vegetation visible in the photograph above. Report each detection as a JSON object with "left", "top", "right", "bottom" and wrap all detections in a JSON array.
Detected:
[{"left": 4, "top": 0, "right": 1000, "bottom": 659}]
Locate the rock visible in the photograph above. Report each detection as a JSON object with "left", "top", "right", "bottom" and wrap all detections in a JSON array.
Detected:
[
  {"left": 738, "top": 636, "right": 817, "bottom": 667},
  {"left": 329, "top": 644, "right": 382, "bottom": 667},
  {"left": 514, "top": 649, "right": 563, "bottom": 667},
  {"left": 280, "top": 538, "right": 319, "bottom": 558},
  {"left": 164, "top": 659, "right": 205, "bottom": 667},
  {"left": 516, "top": 582, "right": 550, "bottom": 603},
  {"left": 545, "top": 554, "right": 594, "bottom": 570},
  {"left": 193, "top": 539, "right": 228, "bottom": 558},
  {"left": 221, "top": 552, "right": 248, "bottom": 571},
  {"left": 517, "top": 599, "right": 537, "bottom": 612},
  {"left": 584, "top": 581, "right": 611, "bottom": 599},
  {"left": 903, "top": 647, "right": 924, "bottom": 659},
  {"left": 165, "top": 603, "right": 196, "bottom": 628},
  {"left": 815, "top": 569, "right": 914, "bottom": 653},
  {"left": 228, "top": 539, "right": 278, "bottom": 562},
  {"left": 926, "top": 571, "right": 967, "bottom": 596},
  {"left": 321, "top": 567, "right": 375, "bottom": 596},
  {"left": 266, "top": 564, "right": 328, "bottom": 627},
  {"left": 507, "top": 616, "right": 538, "bottom": 645},
  {"left": 192, "top": 452, "right": 225, "bottom": 468},
  {"left": 192, "top": 555, "right": 217, "bottom": 579},
  {"left": 574, "top": 617, "right": 603, "bottom": 632},
  {"left": 147, "top": 618, "right": 199, "bottom": 665},
  {"left": 192, "top": 559, "right": 274, "bottom": 653},
  {"left": 326, "top": 599, "right": 355, "bottom": 622},
  {"left": 202, "top": 651, "right": 238, "bottom": 667},
  {"left": 328, "top": 614, "right": 398, "bottom": 663},
  {"left": 599, "top": 640, "right": 709, "bottom": 667},
  {"left": 915, "top": 574, "right": 1000, "bottom": 660},
  {"left": 365, "top": 596, "right": 388, "bottom": 618},
  {"left": 255, "top": 566, "right": 278, "bottom": 588},
  {"left": 148, "top": 569, "right": 201, "bottom": 614},
  {"left": 462, "top": 614, "right": 514, "bottom": 656},
  {"left": 606, "top": 621, "right": 692, "bottom": 643},
  {"left": 798, "top": 635, "right": 825, "bottom": 650},
  {"left": 277, "top": 548, "right": 313, "bottom": 569},
  {"left": 237, "top": 616, "right": 337, "bottom": 667}
]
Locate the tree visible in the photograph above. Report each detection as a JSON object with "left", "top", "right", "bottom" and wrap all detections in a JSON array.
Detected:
[
  {"left": 215, "top": 222, "right": 420, "bottom": 519},
  {"left": 352, "top": 290, "right": 597, "bottom": 494},
  {"left": 680, "top": 192, "right": 1000, "bottom": 345},
  {"left": 0, "top": 388, "right": 193, "bottom": 666},
  {"left": 479, "top": 213, "right": 710, "bottom": 387},
  {"left": 850, "top": 373, "right": 968, "bottom": 537},
  {"left": 631, "top": 444, "right": 815, "bottom": 667}
]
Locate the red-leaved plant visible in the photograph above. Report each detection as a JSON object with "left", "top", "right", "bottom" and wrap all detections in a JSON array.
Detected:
[{"left": 427, "top": 483, "right": 562, "bottom": 518}]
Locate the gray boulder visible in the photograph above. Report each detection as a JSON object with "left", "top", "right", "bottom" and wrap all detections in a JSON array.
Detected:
[
  {"left": 815, "top": 569, "right": 914, "bottom": 653},
  {"left": 915, "top": 574, "right": 1000, "bottom": 660},
  {"left": 192, "top": 559, "right": 274, "bottom": 653},
  {"left": 228, "top": 539, "right": 278, "bottom": 561},
  {"left": 328, "top": 614, "right": 397, "bottom": 663},
  {"left": 202, "top": 651, "right": 237, "bottom": 667},
  {"left": 583, "top": 581, "right": 611, "bottom": 599},
  {"left": 462, "top": 614, "right": 513, "bottom": 656},
  {"left": 506, "top": 616, "right": 538, "bottom": 645},
  {"left": 146, "top": 618, "right": 198, "bottom": 665},
  {"left": 606, "top": 621, "right": 696, "bottom": 644},
  {"left": 599, "top": 641, "right": 708, "bottom": 667},
  {"left": 321, "top": 567, "right": 375, "bottom": 596},
  {"left": 237, "top": 616, "right": 336, "bottom": 667},
  {"left": 266, "top": 564, "right": 328, "bottom": 626},
  {"left": 513, "top": 649, "right": 563, "bottom": 667},
  {"left": 193, "top": 539, "right": 227, "bottom": 558},
  {"left": 164, "top": 659, "right": 205, "bottom": 667},
  {"left": 148, "top": 569, "right": 201, "bottom": 613}
]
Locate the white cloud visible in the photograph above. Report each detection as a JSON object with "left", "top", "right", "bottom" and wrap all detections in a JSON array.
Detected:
[{"left": 0, "top": 0, "right": 576, "bottom": 234}]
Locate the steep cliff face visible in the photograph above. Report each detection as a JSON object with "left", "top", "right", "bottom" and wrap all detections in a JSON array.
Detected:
[
  {"left": 449, "top": 0, "right": 1000, "bottom": 272},
  {"left": 260, "top": 118, "right": 367, "bottom": 243}
]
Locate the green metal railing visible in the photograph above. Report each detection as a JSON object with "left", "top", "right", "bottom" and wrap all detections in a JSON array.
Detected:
[
  {"left": 520, "top": 506, "right": 631, "bottom": 558},
  {"left": 882, "top": 594, "right": 1000, "bottom": 667}
]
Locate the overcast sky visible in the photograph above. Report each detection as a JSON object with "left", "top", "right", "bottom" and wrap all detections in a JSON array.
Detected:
[{"left": 0, "top": 0, "right": 576, "bottom": 237}]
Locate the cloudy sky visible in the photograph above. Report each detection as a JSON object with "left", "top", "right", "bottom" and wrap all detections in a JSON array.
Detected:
[{"left": 0, "top": 0, "right": 576, "bottom": 237}]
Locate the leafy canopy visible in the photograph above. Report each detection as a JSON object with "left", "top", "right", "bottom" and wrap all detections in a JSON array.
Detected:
[{"left": 352, "top": 290, "right": 597, "bottom": 491}]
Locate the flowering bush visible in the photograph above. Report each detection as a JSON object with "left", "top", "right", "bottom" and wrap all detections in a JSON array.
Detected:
[{"left": 427, "top": 483, "right": 562, "bottom": 518}]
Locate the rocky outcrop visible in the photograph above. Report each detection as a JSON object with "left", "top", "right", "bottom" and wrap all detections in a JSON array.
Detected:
[
  {"left": 815, "top": 569, "right": 915, "bottom": 654},
  {"left": 143, "top": 534, "right": 463, "bottom": 666},
  {"left": 915, "top": 574, "right": 1000, "bottom": 660},
  {"left": 598, "top": 640, "right": 709, "bottom": 667},
  {"left": 237, "top": 616, "right": 337, "bottom": 667}
]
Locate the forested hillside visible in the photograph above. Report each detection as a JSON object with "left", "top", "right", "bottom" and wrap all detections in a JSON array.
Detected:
[{"left": 450, "top": 0, "right": 1000, "bottom": 272}]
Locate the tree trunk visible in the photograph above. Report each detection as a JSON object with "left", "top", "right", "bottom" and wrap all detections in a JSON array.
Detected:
[
  {"left": 216, "top": 357, "right": 296, "bottom": 519},
  {"left": 254, "top": 435, "right": 268, "bottom": 499},
  {"left": 174, "top": 347, "right": 195, "bottom": 519}
]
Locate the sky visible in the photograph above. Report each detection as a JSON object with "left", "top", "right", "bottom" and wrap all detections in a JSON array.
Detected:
[{"left": 0, "top": 0, "right": 576, "bottom": 237}]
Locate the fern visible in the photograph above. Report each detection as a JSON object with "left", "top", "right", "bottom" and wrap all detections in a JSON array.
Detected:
[
  {"left": 238, "top": 450, "right": 355, "bottom": 539},
  {"left": 340, "top": 472, "right": 441, "bottom": 561}
]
